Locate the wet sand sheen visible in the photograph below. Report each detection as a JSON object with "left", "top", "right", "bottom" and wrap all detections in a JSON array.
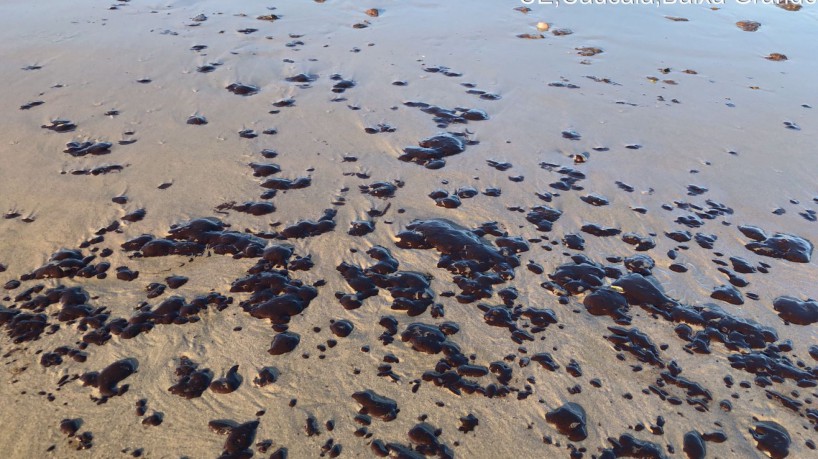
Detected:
[{"left": 0, "top": 0, "right": 817, "bottom": 458}]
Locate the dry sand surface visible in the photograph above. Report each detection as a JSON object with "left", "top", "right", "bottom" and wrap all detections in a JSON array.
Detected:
[{"left": 1, "top": 0, "right": 817, "bottom": 458}]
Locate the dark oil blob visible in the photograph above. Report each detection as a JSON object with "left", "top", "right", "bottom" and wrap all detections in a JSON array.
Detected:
[
  {"left": 186, "top": 115, "right": 207, "bottom": 125},
  {"left": 116, "top": 266, "right": 139, "bottom": 281},
  {"left": 261, "top": 177, "right": 311, "bottom": 190},
  {"left": 211, "top": 419, "right": 259, "bottom": 457},
  {"left": 218, "top": 201, "right": 275, "bottom": 216},
  {"left": 429, "top": 190, "right": 462, "bottom": 209},
  {"left": 254, "top": 367, "right": 279, "bottom": 387},
  {"left": 371, "top": 440, "right": 389, "bottom": 457},
  {"left": 711, "top": 285, "right": 744, "bottom": 306},
  {"left": 269, "top": 331, "right": 301, "bottom": 355},
  {"left": 683, "top": 431, "right": 706, "bottom": 459},
  {"left": 330, "top": 75, "right": 356, "bottom": 93},
  {"left": 330, "top": 320, "right": 354, "bottom": 337},
  {"left": 395, "top": 219, "right": 520, "bottom": 303},
  {"left": 580, "top": 194, "right": 609, "bottom": 206},
  {"left": 583, "top": 288, "right": 631, "bottom": 324},
  {"left": 739, "top": 226, "right": 812, "bottom": 263},
  {"left": 487, "top": 160, "right": 512, "bottom": 171},
  {"left": 401, "top": 323, "right": 449, "bottom": 354},
  {"left": 123, "top": 217, "right": 266, "bottom": 258},
  {"left": 272, "top": 99, "right": 296, "bottom": 108},
  {"left": 60, "top": 418, "right": 82, "bottom": 437},
  {"left": 305, "top": 416, "right": 320, "bottom": 436},
  {"left": 808, "top": 345, "right": 818, "bottom": 361},
  {"left": 563, "top": 233, "right": 585, "bottom": 250},
  {"left": 4, "top": 279, "right": 20, "bottom": 290},
  {"left": 168, "top": 357, "right": 212, "bottom": 399},
  {"left": 72, "top": 431, "right": 94, "bottom": 450},
  {"left": 41, "top": 119, "right": 77, "bottom": 132},
  {"left": 349, "top": 220, "right": 375, "bottom": 236},
  {"left": 238, "top": 129, "right": 257, "bottom": 139},
  {"left": 69, "top": 164, "right": 125, "bottom": 176},
  {"left": 249, "top": 162, "right": 281, "bottom": 177},
  {"left": 606, "top": 326, "right": 664, "bottom": 367},
  {"left": 532, "top": 353, "right": 560, "bottom": 371},
  {"left": 231, "top": 251, "right": 317, "bottom": 325},
  {"left": 338, "top": 246, "right": 435, "bottom": 315},
  {"left": 165, "top": 275, "right": 188, "bottom": 289},
  {"left": 365, "top": 123, "right": 396, "bottom": 134},
  {"left": 209, "top": 365, "right": 241, "bottom": 393},
  {"left": 545, "top": 255, "right": 606, "bottom": 295},
  {"left": 399, "top": 133, "right": 467, "bottom": 169},
  {"left": 20, "top": 100, "right": 44, "bottom": 110},
  {"left": 226, "top": 83, "right": 259, "bottom": 95},
  {"left": 146, "top": 283, "right": 166, "bottom": 299},
  {"left": 82, "top": 358, "right": 138, "bottom": 397},
  {"left": 458, "top": 414, "right": 478, "bottom": 433},
  {"left": 603, "top": 434, "right": 667, "bottom": 459},
  {"left": 666, "top": 230, "right": 692, "bottom": 243},
  {"left": 624, "top": 254, "right": 655, "bottom": 276},
  {"left": 527, "top": 206, "right": 563, "bottom": 232},
  {"left": 142, "top": 413, "right": 163, "bottom": 426},
  {"left": 408, "top": 422, "right": 452, "bottom": 457},
  {"left": 750, "top": 421, "right": 790, "bottom": 459},
  {"left": 352, "top": 390, "right": 399, "bottom": 421},
  {"left": 772, "top": 296, "right": 818, "bottom": 325},
  {"left": 64, "top": 141, "right": 112, "bottom": 157},
  {"left": 423, "top": 65, "right": 462, "bottom": 77},
  {"left": 581, "top": 224, "right": 621, "bottom": 237},
  {"left": 0, "top": 306, "right": 48, "bottom": 342},
  {"left": 545, "top": 402, "right": 587, "bottom": 441},
  {"left": 360, "top": 181, "right": 398, "bottom": 198},
  {"left": 280, "top": 209, "right": 336, "bottom": 239},
  {"left": 285, "top": 73, "right": 317, "bottom": 83},
  {"left": 622, "top": 233, "right": 656, "bottom": 251},
  {"left": 122, "top": 209, "right": 146, "bottom": 223}
]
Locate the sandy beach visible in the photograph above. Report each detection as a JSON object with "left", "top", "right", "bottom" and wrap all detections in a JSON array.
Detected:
[{"left": 0, "top": 0, "right": 816, "bottom": 457}]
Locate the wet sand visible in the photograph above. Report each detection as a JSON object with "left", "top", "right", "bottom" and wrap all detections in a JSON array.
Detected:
[{"left": 1, "top": 0, "right": 817, "bottom": 458}]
